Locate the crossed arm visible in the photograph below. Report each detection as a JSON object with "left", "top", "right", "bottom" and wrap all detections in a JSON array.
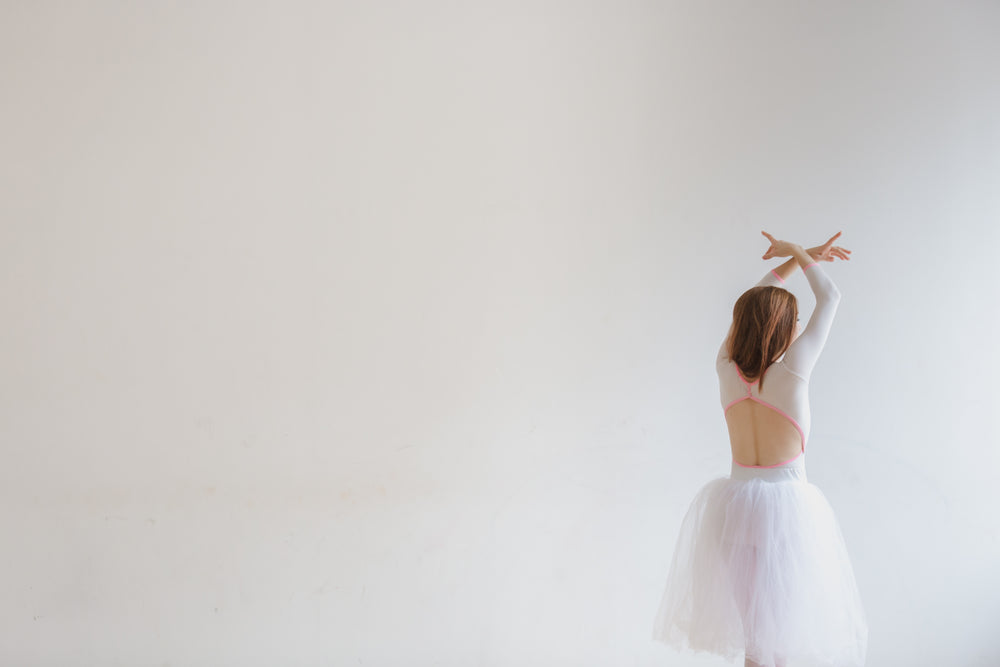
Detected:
[{"left": 762, "top": 257, "right": 802, "bottom": 286}]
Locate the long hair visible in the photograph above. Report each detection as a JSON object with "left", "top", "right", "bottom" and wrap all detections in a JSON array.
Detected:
[{"left": 727, "top": 286, "right": 797, "bottom": 392}]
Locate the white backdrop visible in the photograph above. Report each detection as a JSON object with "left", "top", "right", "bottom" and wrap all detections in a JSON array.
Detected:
[{"left": 1, "top": 1, "right": 998, "bottom": 665}]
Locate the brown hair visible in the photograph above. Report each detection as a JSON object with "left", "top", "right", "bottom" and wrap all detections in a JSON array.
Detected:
[{"left": 727, "top": 286, "right": 798, "bottom": 392}]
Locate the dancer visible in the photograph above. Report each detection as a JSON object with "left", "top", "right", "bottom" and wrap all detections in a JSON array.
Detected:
[{"left": 652, "top": 232, "right": 868, "bottom": 667}]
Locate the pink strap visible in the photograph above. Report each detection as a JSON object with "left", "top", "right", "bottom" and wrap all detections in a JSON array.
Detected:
[
  {"left": 770, "top": 268, "right": 785, "bottom": 283},
  {"left": 803, "top": 261, "right": 819, "bottom": 270}
]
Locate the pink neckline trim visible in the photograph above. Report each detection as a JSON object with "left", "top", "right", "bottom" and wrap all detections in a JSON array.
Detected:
[{"left": 735, "top": 366, "right": 758, "bottom": 385}]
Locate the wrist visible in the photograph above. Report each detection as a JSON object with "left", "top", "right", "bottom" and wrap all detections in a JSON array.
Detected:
[{"left": 791, "top": 245, "right": 814, "bottom": 267}]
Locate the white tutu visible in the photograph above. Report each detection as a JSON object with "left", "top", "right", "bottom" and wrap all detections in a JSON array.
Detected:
[{"left": 652, "top": 455, "right": 868, "bottom": 667}]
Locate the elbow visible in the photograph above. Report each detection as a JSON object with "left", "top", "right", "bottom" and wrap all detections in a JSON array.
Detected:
[{"left": 819, "top": 287, "right": 841, "bottom": 305}]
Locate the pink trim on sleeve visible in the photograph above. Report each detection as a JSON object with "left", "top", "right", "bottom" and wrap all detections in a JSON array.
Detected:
[
  {"left": 803, "top": 262, "right": 819, "bottom": 270},
  {"left": 770, "top": 269, "right": 785, "bottom": 283}
]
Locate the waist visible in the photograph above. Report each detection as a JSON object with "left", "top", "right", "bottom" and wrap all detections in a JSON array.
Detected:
[{"left": 730, "top": 455, "right": 807, "bottom": 482}]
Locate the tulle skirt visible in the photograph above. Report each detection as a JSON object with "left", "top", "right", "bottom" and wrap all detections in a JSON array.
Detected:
[{"left": 652, "top": 455, "right": 868, "bottom": 667}]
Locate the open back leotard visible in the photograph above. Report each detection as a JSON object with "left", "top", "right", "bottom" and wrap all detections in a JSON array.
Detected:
[
  {"left": 652, "top": 260, "right": 866, "bottom": 664},
  {"left": 716, "top": 261, "right": 841, "bottom": 468}
]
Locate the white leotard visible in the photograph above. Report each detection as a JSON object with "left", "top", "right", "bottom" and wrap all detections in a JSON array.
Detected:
[{"left": 716, "top": 262, "right": 841, "bottom": 467}]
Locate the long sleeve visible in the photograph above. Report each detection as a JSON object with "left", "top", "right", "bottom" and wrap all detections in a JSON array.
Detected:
[
  {"left": 717, "top": 268, "right": 788, "bottom": 365},
  {"left": 756, "top": 267, "right": 787, "bottom": 288},
  {"left": 781, "top": 262, "right": 841, "bottom": 380}
]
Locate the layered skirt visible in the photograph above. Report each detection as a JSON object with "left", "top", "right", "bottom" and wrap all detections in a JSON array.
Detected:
[{"left": 652, "top": 456, "right": 868, "bottom": 666}]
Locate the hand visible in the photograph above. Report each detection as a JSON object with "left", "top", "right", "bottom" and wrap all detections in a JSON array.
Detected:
[
  {"left": 761, "top": 231, "right": 800, "bottom": 259},
  {"left": 806, "top": 231, "right": 851, "bottom": 262}
]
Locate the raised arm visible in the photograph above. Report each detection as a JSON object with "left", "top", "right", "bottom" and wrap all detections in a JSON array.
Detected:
[
  {"left": 758, "top": 256, "right": 802, "bottom": 287},
  {"left": 781, "top": 246, "right": 841, "bottom": 380},
  {"left": 757, "top": 267, "right": 785, "bottom": 288}
]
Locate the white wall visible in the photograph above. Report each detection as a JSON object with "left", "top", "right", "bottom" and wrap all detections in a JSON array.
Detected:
[{"left": 1, "top": 1, "right": 998, "bottom": 665}]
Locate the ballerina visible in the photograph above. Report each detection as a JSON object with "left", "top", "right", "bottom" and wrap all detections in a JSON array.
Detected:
[{"left": 652, "top": 232, "right": 868, "bottom": 667}]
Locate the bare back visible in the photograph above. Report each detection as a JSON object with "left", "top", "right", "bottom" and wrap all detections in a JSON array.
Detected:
[
  {"left": 723, "top": 363, "right": 805, "bottom": 467},
  {"left": 716, "top": 262, "right": 842, "bottom": 469}
]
